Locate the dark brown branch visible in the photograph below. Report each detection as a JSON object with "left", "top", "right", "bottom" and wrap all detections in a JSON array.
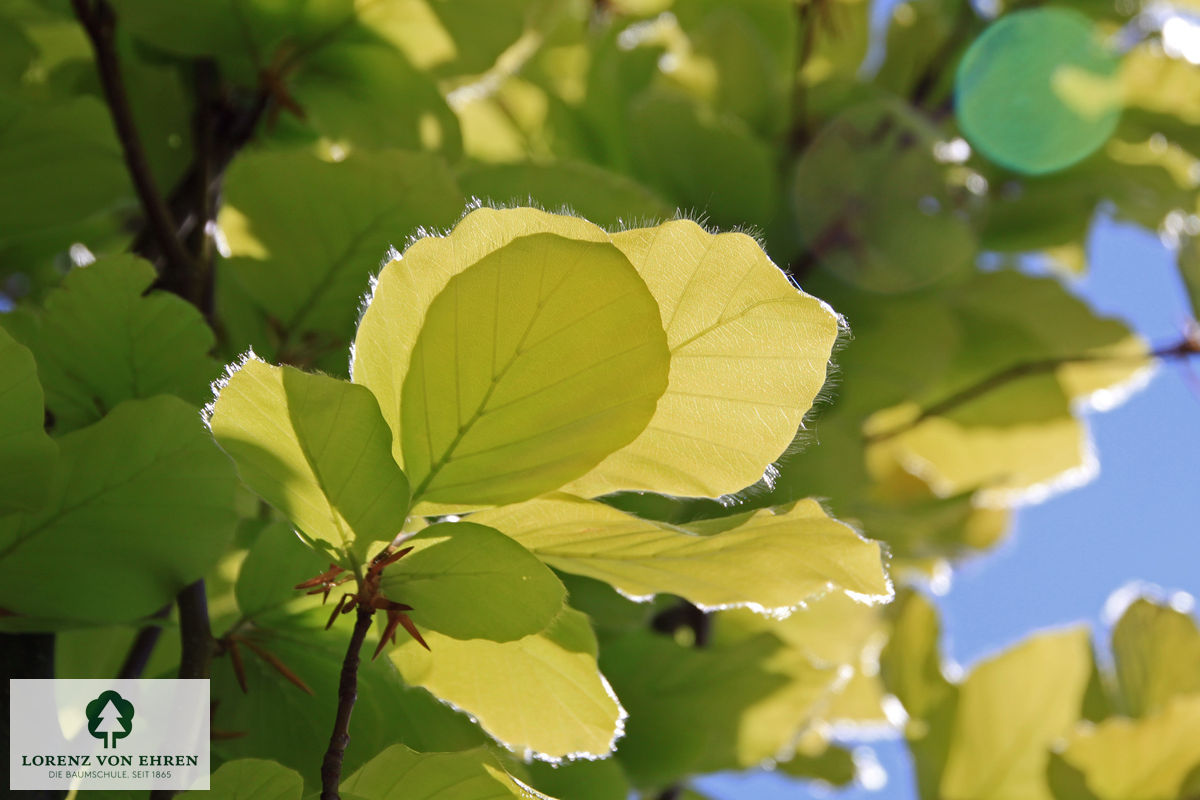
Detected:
[
  {"left": 176, "top": 580, "right": 214, "bottom": 679},
  {"left": 117, "top": 604, "right": 172, "bottom": 679},
  {"left": 321, "top": 606, "right": 374, "bottom": 800},
  {"left": 867, "top": 338, "right": 1200, "bottom": 444},
  {"left": 70, "top": 0, "right": 198, "bottom": 292}
]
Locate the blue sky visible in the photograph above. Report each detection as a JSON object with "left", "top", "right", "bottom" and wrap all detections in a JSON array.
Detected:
[{"left": 699, "top": 217, "right": 1200, "bottom": 799}]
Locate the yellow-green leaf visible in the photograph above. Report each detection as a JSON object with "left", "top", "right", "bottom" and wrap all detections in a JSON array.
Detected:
[
  {"left": 190, "top": 759, "right": 302, "bottom": 800},
  {"left": 341, "top": 744, "right": 560, "bottom": 800},
  {"left": 388, "top": 608, "right": 624, "bottom": 760},
  {"left": 1058, "top": 694, "right": 1200, "bottom": 800},
  {"left": 354, "top": 207, "right": 839, "bottom": 503},
  {"left": 602, "top": 629, "right": 839, "bottom": 787},
  {"left": 207, "top": 358, "right": 409, "bottom": 564},
  {"left": 940, "top": 628, "right": 1092, "bottom": 800},
  {"left": 569, "top": 218, "right": 840, "bottom": 498},
  {"left": 1112, "top": 596, "right": 1200, "bottom": 718},
  {"left": 380, "top": 521, "right": 565, "bottom": 642},
  {"left": 397, "top": 232, "right": 669, "bottom": 505},
  {"left": 472, "top": 494, "right": 890, "bottom": 613}
]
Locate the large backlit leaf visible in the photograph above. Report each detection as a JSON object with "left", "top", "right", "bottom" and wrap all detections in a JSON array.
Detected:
[
  {"left": 603, "top": 629, "right": 838, "bottom": 788},
  {"left": 939, "top": 628, "right": 1092, "bottom": 800},
  {"left": 11, "top": 256, "right": 216, "bottom": 433},
  {"left": 1111, "top": 597, "right": 1200, "bottom": 718},
  {"left": 355, "top": 206, "right": 837, "bottom": 501},
  {"left": 1057, "top": 694, "right": 1200, "bottom": 800},
  {"left": 0, "top": 396, "right": 237, "bottom": 627},
  {"left": 379, "top": 521, "right": 565, "bottom": 642},
  {"left": 472, "top": 495, "right": 889, "bottom": 613},
  {"left": 0, "top": 326, "right": 55, "bottom": 513},
  {"left": 207, "top": 358, "right": 410, "bottom": 565},
  {"left": 341, "top": 744, "right": 558, "bottom": 800},
  {"left": 354, "top": 210, "right": 670, "bottom": 507},
  {"left": 572, "top": 218, "right": 840, "bottom": 498},
  {"left": 388, "top": 608, "right": 624, "bottom": 760},
  {"left": 219, "top": 148, "right": 463, "bottom": 365}
]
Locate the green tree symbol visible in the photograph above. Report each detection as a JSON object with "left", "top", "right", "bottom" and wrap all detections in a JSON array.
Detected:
[{"left": 86, "top": 690, "right": 134, "bottom": 749}]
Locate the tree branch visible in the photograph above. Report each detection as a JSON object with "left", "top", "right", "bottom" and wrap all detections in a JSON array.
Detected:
[
  {"left": 321, "top": 606, "right": 374, "bottom": 800},
  {"left": 176, "top": 580, "right": 214, "bottom": 680},
  {"left": 867, "top": 337, "right": 1200, "bottom": 444},
  {"left": 70, "top": 0, "right": 198, "bottom": 294},
  {"left": 117, "top": 604, "right": 172, "bottom": 679}
]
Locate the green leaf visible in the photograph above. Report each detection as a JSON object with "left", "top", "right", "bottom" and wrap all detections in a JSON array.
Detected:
[
  {"left": 627, "top": 89, "right": 777, "bottom": 232},
  {"left": 602, "top": 629, "right": 838, "bottom": 787},
  {"left": 864, "top": 269, "right": 1149, "bottom": 503},
  {"left": 207, "top": 358, "right": 410, "bottom": 565},
  {"left": 1057, "top": 694, "right": 1200, "bottom": 800},
  {"left": 1111, "top": 596, "right": 1200, "bottom": 718},
  {"left": 880, "top": 589, "right": 953, "bottom": 721},
  {"left": 0, "top": 96, "right": 130, "bottom": 246},
  {"left": 234, "top": 521, "right": 331, "bottom": 622},
  {"left": 472, "top": 494, "right": 890, "bottom": 613},
  {"left": 526, "top": 758, "right": 631, "bottom": 800},
  {"left": 388, "top": 608, "right": 624, "bottom": 760},
  {"left": 457, "top": 160, "right": 672, "bottom": 229},
  {"left": 380, "top": 521, "right": 566, "bottom": 642},
  {"left": 0, "top": 326, "right": 56, "bottom": 513},
  {"left": 210, "top": 621, "right": 487, "bottom": 786},
  {"left": 340, "top": 744, "right": 560, "bottom": 800},
  {"left": 956, "top": 8, "right": 1120, "bottom": 174},
  {"left": 354, "top": 210, "right": 670, "bottom": 507},
  {"left": 12, "top": 255, "right": 216, "bottom": 433},
  {"left": 792, "top": 102, "right": 977, "bottom": 294},
  {"left": 1178, "top": 236, "right": 1200, "bottom": 322},
  {"left": 189, "top": 759, "right": 302, "bottom": 800},
  {"left": 287, "top": 38, "right": 462, "bottom": 157},
  {"left": 0, "top": 396, "right": 237, "bottom": 628},
  {"left": 108, "top": 0, "right": 354, "bottom": 82},
  {"left": 570, "top": 218, "right": 840, "bottom": 498},
  {"left": 218, "top": 148, "right": 463, "bottom": 364},
  {"left": 940, "top": 628, "right": 1093, "bottom": 800},
  {"left": 778, "top": 741, "right": 858, "bottom": 787}
]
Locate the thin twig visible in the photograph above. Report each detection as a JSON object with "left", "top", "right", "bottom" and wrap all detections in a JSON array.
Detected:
[
  {"left": 70, "top": 0, "right": 197, "bottom": 291},
  {"left": 321, "top": 607, "right": 375, "bottom": 800},
  {"left": 867, "top": 338, "right": 1200, "bottom": 444}
]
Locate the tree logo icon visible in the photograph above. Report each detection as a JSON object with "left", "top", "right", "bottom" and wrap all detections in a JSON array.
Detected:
[{"left": 86, "top": 690, "right": 135, "bottom": 749}]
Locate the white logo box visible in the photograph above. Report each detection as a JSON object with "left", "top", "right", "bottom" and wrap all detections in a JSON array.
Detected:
[{"left": 9, "top": 679, "right": 209, "bottom": 791}]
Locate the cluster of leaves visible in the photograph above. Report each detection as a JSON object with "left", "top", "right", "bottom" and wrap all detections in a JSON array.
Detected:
[
  {"left": 881, "top": 589, "right": 1200, "bottom": 800},
  {"left": 2, "top": 0, "right": 1200, "bottom": 799}
]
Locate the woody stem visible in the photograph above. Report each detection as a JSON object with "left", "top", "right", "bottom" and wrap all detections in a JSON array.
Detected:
[{"left": 320, "top": 605, "right": 374, "bottom": 799}]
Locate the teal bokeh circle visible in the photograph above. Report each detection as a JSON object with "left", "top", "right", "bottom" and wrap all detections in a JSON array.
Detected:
[{"left": 955, "top": 7, "right": 1121, "bottom": 175}]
